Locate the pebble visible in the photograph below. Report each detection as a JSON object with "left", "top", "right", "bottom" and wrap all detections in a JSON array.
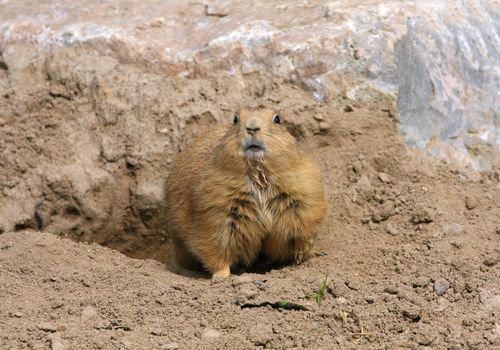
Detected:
[
  {"left": 48, "top": 333, "right": 64, "bottom": 350},
  {"left": 0, "top": 117, "right": 6, "bottom": 126},
  {"left": 37, "top": 322, "right": 58, "bottom": 332},
  {"left": 231, "top": 275, "right": 254, "bottom": 287},
  {"left": 465, "top": 196, "right": 478, "bottom": 210},
  {"left": 8, "top": 311, "right": 23, "bottom": 318},
  {"left": 364, "top": 295, "right": 376, "bottom": 304},
  {"left": 318, "top": 121, "right": 331, "bottom": 134},
  {"left": 385, "top": 224, "right": 399, "bottom": 236},
  {"left": 412, "top": 276, "right": 429, "bottom": 288},
  {"left": 81, "top": 306, "right": 98, "bottom": 320},
  {"left": 435, "top": 297, "right": 451, "bottom": 312},
  {"left": 378, "top": 172, "right": 392, "bottom": 184},
  {"left": 205, "top": 4, "right": 229, "bottom": 17},
  {"left": 434, "top": 279, "right": 450, "bottom": 296},
  {"left": 161, "top": 342, "right": 179, "bottom": 350},
  {"left": 357, "top": 175, "right": 371, "bottom": 189},
  {"left": 384, "top": 285, "right": 399, "bottom": 295},
  {"left": 442, "top": 223, "right": 464, "bottom": 235},
  {"left": 201, "top": 328, "right": 221, "bottom": 340},
  {"left": 411, "top": 208, "right": 434, "bottom": 224},
  {"left": 336, "top": 297, "right": 347, "bottom": 304},
  {"left": 401, "top": 308, "right": 421, "bottom": 322},
  {"left": 150, "top": 328, "right": 163, "bottom": 336}
]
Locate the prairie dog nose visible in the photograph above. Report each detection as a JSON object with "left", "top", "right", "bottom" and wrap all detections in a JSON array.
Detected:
[{"left": 245, "top": 116, "right": 261, "bottom": 135}]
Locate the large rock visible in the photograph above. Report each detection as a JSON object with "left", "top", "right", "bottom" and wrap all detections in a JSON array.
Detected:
[{"left": 0, "top": 0, "right": 498, "bottom": 257}]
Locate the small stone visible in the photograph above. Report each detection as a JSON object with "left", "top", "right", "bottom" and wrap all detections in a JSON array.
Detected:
[
  {"left": 378, "top": 172, "right": 391, "bottom": 184},
  {"left": 150, "top": 328, "right": 163, "bottom": 336},
  {"left": 0, "top": 117, "right": 6, "bottom": 126},
  {"left": 201, "top": 328, "right": 221, "bottom": 340},
  {"left": 81, "top": 306, "right": 98, "bottom": 320},
  {"left": 318, "top": 121, "right": 331, "bottom": 134},
  {"left": 48, "top": 333, "right": 64, "bottom": 350},
  {"left": 411, "top": 208, "right": 434, "bottom": 224},
  {"left": 254, "top": 280, "right": 268, "bottom": 291},
  {"left": 336, "top": 297, "right": 348, "bottom": 304},
  {"left": 231, "top": 275, "right": 254, "bottom": 286},
  {"left": 364, "top": 296, "right": 376, "bottom": 304},
  {"left": 384, "top": 285, "right": 399, "bottom": 295},
  {"left": 401, "top": 308, "right": 421, "bottom": 322},
  {"left": 385, "top": 224, "right": 399, "bottom": 236},
  {"left": 37, "top": 322, "right": 58, "bottom": 332},
  {"left": 412, "top": 276, "right": 429, "bottom": 288},
  {"left": 465, "top": 196, "right": 478, "bottom": 210},
  {"left": 357, "top": 175, "right": 371, "bottom": 189},
  {"left": 434, "top": 279, "right": 450, "bottom": 296},
  {"left": 442, "top": 223, "right": 464, "bottom": 235},
  {"left": 435, "top": 297, "right": 451, "bottom": 312},
  {"left": 161, "top": 342, "right": 179, "bottom": 350},
  {"left": 205, "top": 4, "right": 229, "bottom": 17}
]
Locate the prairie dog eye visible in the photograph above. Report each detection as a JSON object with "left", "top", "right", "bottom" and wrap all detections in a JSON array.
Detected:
[
  {"left": 273, "top": 114, "right": 281, "bottom": 124},
  {"left": 233, "top": 115, "right": 239, "bottom": 125}
]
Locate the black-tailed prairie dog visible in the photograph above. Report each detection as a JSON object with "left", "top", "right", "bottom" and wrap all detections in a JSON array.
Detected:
[{"left": 165, "top": 107, "right": 326, "bottom": 278}]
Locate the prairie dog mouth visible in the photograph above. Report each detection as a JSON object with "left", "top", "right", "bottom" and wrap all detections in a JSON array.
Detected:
[{"left": 242, "top": 139, "right": 266, "bottom": 158}]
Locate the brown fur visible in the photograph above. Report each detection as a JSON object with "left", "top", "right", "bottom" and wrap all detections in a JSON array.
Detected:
[{"left": 164, "top": 107, "right": 327, "bottom": 278}]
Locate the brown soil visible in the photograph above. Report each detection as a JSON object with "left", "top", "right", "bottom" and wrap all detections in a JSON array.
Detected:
[{"left": 1, "top": 100, "right": 499, "bottom": 349}]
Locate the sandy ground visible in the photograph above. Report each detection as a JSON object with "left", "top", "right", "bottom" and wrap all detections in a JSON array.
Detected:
[{"left": 1, "top": 107, "right": 499, "bottom": 349}]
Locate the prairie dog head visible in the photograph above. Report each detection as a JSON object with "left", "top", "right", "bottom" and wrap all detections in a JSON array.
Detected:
[{"left": 228, "top": 107, "right": 296, "bottom": 161}]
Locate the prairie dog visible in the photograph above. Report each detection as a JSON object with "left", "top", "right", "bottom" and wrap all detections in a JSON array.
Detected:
[{"left": 165, "top": 107, "right": 326, "bottom": 278}]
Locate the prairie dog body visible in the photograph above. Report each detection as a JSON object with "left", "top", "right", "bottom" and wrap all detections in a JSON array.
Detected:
[{"left": 165, "top": 108, "right": 326, "bottom": 278}]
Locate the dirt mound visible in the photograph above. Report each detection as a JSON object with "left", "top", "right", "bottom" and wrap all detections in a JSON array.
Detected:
[
  {"left": 0, "top": 43, "right": 345, "bottom": 261},
  {"left": 1, "top": 104, "right": 498, "bottom": 349}
]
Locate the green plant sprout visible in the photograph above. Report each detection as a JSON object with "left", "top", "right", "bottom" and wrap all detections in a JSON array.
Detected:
[{"left": 314, "top": 275, "right": 328, "bottom": 305}]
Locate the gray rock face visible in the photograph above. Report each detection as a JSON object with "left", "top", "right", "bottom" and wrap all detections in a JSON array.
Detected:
[{"left": 396, "top": 2, "right": 500, "bottom": 170}]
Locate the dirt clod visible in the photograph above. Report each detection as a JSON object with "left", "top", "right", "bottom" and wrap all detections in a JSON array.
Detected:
[
  {"left": 411, "top": 207, "right": 434, "bottom": 224},
  {"left": 37, "top": 322, "right": 58, "bottom": 333}
]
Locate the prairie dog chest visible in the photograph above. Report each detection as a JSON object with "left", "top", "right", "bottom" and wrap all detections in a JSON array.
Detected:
[{"left": 245, "top": 175, "right": 279, "bottom": 231}]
